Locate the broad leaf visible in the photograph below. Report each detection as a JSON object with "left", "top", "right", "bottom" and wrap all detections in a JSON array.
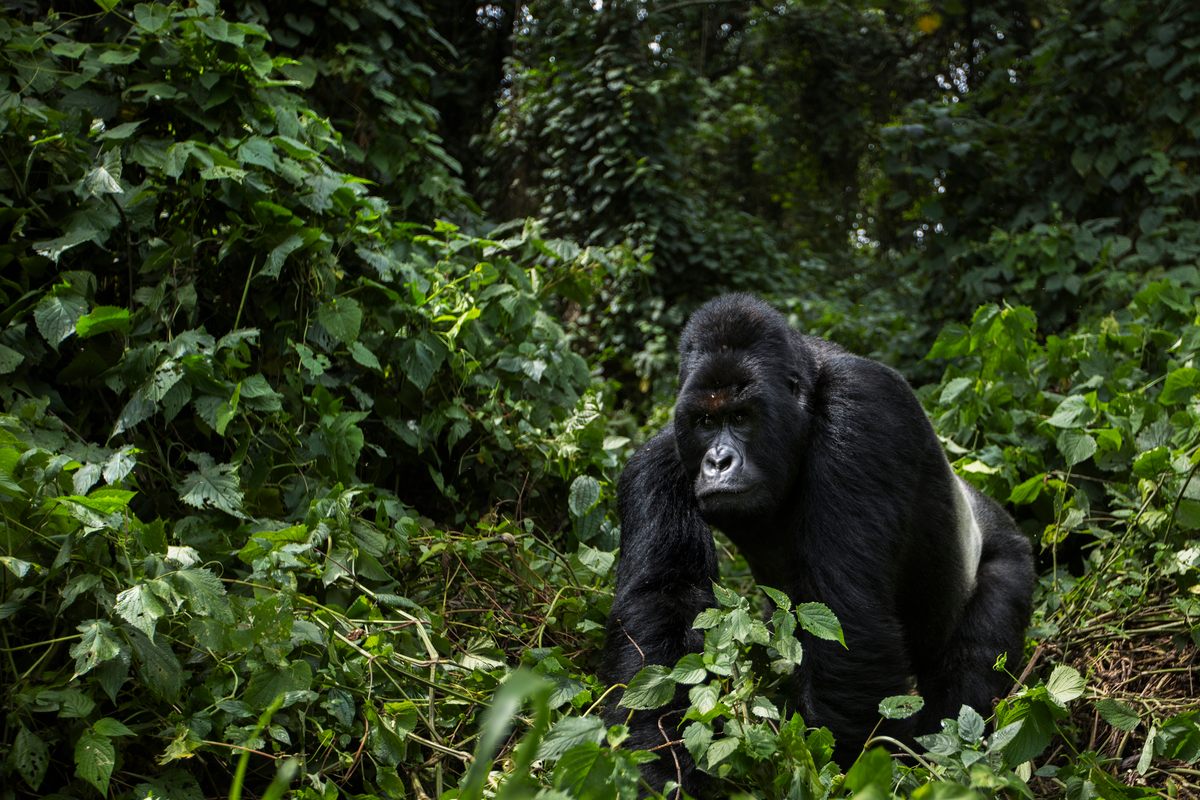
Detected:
[{"left": 620, "top": 665, "right": 675, "bottom": 710}]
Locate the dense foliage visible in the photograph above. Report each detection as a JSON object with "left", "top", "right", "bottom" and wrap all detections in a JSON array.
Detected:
[{"left": 0, "top": 2, "right": 1197, "bottom": 799}]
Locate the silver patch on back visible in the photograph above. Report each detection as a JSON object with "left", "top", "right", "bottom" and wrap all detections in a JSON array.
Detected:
[{"left": 953, "top": 476, "right": 984, "bottom": 590}]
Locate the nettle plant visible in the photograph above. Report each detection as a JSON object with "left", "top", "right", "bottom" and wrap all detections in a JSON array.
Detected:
[{"left": 461, "top": 584, "right": 1118, "bottom": 799}]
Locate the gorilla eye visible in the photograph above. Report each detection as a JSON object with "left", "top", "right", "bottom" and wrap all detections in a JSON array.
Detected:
[
  {"left": 730, "top": 411, "right": 748, "bottom": 425},
  {"left": 697, "top": 414, "right": 714, "bottom": 428}
]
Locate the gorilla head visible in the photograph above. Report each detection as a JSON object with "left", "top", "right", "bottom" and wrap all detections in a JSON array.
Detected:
[{"left": 673, "top": 295, "right": 813, "bottom": 524}]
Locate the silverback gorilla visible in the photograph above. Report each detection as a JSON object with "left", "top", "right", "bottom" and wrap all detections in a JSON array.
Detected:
[{"left": 604, "top": 294, "right": 1034, "bottom": 794}]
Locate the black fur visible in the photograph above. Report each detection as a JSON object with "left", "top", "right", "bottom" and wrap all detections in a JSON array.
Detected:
[{"left": 603, "top": 294, "right": 1034, "bottom": 794}]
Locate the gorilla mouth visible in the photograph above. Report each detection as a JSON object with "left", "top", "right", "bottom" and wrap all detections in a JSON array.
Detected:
[{"left": 696, "top": 485, "right": 749, "bottom": 499}]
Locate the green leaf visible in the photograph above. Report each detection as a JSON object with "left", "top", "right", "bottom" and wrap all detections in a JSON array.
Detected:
[
  {"left": 760, "top": 585, "right": 791, "bottom": 613},
  {"left": 93, "top": 718, "right": 136, "bottom": 737},
  {"left": 705, "top": 736, "right": 739, "bottom": 768},
  {"left": 75, "top": 305, "right": 131, "bottom": 339},
  {"left": 879, "top": 694, "right": 925, "bottom": 720},
  {"left": 317, "top": 297, "right": 363, "bottom": 344},
  {"left": 115, "top": 582, "right": 169, "bottom": 640},
  {"left": 620, "top": 665, "right": 675, "bottom": 710},
  {"left": 939, "top": 376, "right": 973, "bottom": 403},
  {"left": 668, "top": 653, "right": 707, "bottom": 685},
  {"left": 576, "top": 544, "right": 614, "bottom": 577},
  {"left": 75, "top": 730, "right": 115, "bottom": 795},
  {"left": 129, "top": 628, "right": 182, "bottom": 701},
  {"left": 1095, "top": 698, "right": 1140, "bottom": 732},
  {"left": 34, "top": 292, "right": 87, "bottom": 347},
  {"left": 0, "top": 343, "right": 24, "bottom": 374},
  {"left": 682, "top": 721, "right": 713, "bottom": 763},
  {"left": 568, "top": 476, "right": 600, "bottom": 517},
  {"left": 133, "top": 3, "right": 169, "bottom": 32},
  {"left": 688, "top": 683, "right": 719, "bottom": 716},
  {"left": 796, "top": 602, "right": 845, "bottom": 647},
  {"left": 1008, "top": 473, "right": 1044, "bottom": 505},
  {"left": 1046, "top": 395, "right": 1094, "bottom": 428},
  {"left": 1056, "top": 429, "right": 1097, "bottom": 466},
  {"left": 845, "top": 746, "right": 892, "bottom": 792},
  {"left": 244, "top": 660, "right": 314, "bottom": 709},
  {"left": 1138, "top": 726, "right": 1157, "bottom": 775},
  {"left": 750, "top": 696, "right": 780, "bottom": 721},
  {"left": 536, "top": 716, "right": 606, "bottom": 761},
  {"left": 348, "top": 340, "right": 381, "bottom": 371},
  {"left": 170, "top": 568, "right": 234, "bottom": 622},
  {"left": 1046, "top": 664, "right": 1086, "bottom": 706},
  {"left": 958, "top": 705, "right": 986, "bottom": 741},
  {"left": 551, "top": 742, "right": 624, "bottom": 796},
  {"left": 70, "top": 619, "right": 124, "bottom": 676},
  {"left": 1133, "top": 446, "right": 1171, "bottom": 478},
  {"left": 13, "top": 725, "right": 49, "bottom": 790},
  {"left": 1161, "top": 367, "right": 1200, "bottom": 405},
  {"left": 177, "top": 454, "right": 244, "bottom": 517}
]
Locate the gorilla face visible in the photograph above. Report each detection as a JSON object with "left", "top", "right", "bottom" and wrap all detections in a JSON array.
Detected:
[{"left": 674, "top": 366, "right": 807, "bottom": 526}]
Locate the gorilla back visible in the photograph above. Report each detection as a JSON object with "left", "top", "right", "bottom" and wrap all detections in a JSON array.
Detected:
[{"left": 604, "top": 294, "right": 1034, "bottom": 793}]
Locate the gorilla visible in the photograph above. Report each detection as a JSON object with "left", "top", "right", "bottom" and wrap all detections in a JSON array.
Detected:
[{"left": 604, "top": 294, "right": 1034, "bottom": 794}]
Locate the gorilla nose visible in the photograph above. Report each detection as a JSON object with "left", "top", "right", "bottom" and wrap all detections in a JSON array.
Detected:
[{"left": 702, "top": 445, "right": 741, "bottom": 478}]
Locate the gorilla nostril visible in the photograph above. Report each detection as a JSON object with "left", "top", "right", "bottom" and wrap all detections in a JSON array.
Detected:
[{"left": 703, "top": 446, "right": 737, "bottom": 476}]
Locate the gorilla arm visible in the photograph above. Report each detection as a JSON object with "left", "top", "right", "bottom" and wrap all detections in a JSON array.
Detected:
[{"left": 603, "top": 427, "right": 718, "bottom": 787}]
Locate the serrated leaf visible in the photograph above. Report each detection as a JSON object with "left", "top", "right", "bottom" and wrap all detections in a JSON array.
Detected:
[
  {"left": 620, "top": 665, "right": 675, "bottom": 710},
  {"left": 112, "top": 388, "right": 157, "bottom": 436},
  {"left": 317, "top": 297, "right": 362, "bottom": 344},
  {"left": 129, "top": 629, "right": 182, "bottom": 701},
  {"left": 34, "top": 292, "right": 87, "bottom": 346},
  {"left": 115, "top": 582, "right": 169, "bottom": 639},
  {"left": 1057, "top": 429, "right": 1097, "bottom": 466},
  {"left": 70, "top": 619, "right": 124, "bottom": 676},
  {"left": 551, "top": 742, "right": 621, "bottom": 796},
  {"left": 244, "top": 660, "right": 313, "bottom": 708},
  {"left": 576, "top": 544, "right": 613, "bottom": 577},
  {"left": 75, "top": 730, "right": 115, "bottom": 795},
  {"left": 76, "top": 305, "right": 130, "bottom": 338},
  {"left": 0, "top": 343, "right": 24, "bottom": 374},
  {"left": 170, "top": 568, "right": 234, "bottom": 623},
  {"left": 1161, "top": 367, "right": 1200, "bottom": 405},
  {"left": 796, "top": 602, "right": 845, "bottom": 647},
  {"left": 176, "top": 454, "right": 244, "bottom": 517},
  {"left": 750, "top": 696, "right": 780, "bottom": 720},
  {"left": 568, "top": 476, "right": 600, "bottom": 517},
  {"left": 1046, "top": 395, "right": 1094, "bottom": 428},
  {"left": 1095, "top": 698, "right": 1140, "bottom": 732},
  {"left": 536, "top": 716, "right": 606, "bottom": 761},
  {"left": 1047, "top": 664, "right": 1086, "bottom": 706},
  {"left": 760, "top": 585, "right": 791, "bottom": 613},
  {"left": 103, "top": 446, "right": 137, "bottom": 485},
  {"left": 13, "top": 725, "right": 49, "bottom": 790},
  {"left": 958, "top": 704, "right": 986, "bottom": 740},
  {"left": 879, "top": 694, "right": 925, "bottom": 720},
  {"left": 939, "top": 376, "right": 973, "bottom": 403},
  {"left": 688, "top": 683, "right": 719, "bottom": 716},
  {"left": 1008, "top": 473, "right": 1044, "bottom": 505},
  {"left": 669, "top": 653, "right": 707, "bottom": 685},
  {"left": 93, "top": 718, "right": 136, "bottom": 737},
  {"left": 682, "top": 721, "right": 713, "bottom": 762},
  {"left": 712, "top": 582, "right": 741, "bottom": 608},
  {"left": 705, "top": 736, "right": 739, "bottom": 768},
  {"left": 349, "top": 340, "right": 382, "bottom": 371}
]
